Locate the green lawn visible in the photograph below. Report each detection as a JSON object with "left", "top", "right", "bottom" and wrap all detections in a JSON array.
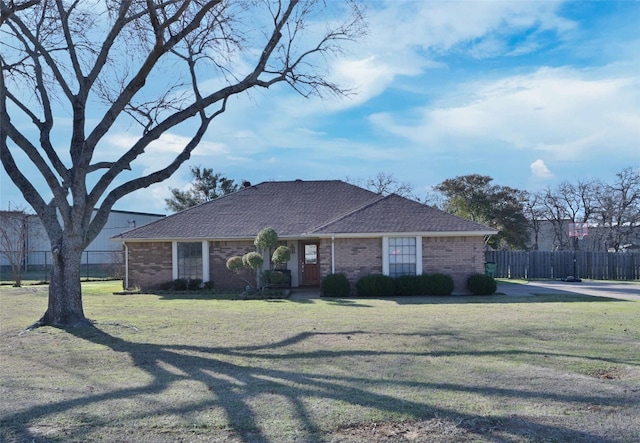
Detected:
[{"left": 1, "top": 282, "right": 639, "bottom": 442}]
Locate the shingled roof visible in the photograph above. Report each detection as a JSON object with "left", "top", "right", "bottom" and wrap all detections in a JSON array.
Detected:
[{"left": 114, "top": 180, "right": 496, "bottom": 240}]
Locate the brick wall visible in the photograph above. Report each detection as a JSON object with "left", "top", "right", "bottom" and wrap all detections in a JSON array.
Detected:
[
  {"left": 422, "top": 236, "right": 485, "bottom": 293},
  {"left": 328, "top": 237, "right": 383, "bottom": 283},
  {"left": 127, "top": 235, "right": 486, "bottom": 293},
  {"left": 209, "top": 240, "right": 257, "bottom": 290},
  {"left": 126, "top": 242, "right": 172, "bottom": 290},
  {"left": 319, "top": 236, "right": 483, "bottom": 293}
]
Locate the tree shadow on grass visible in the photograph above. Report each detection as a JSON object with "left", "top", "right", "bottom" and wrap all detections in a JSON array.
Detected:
[
  {"left": 366, "top": 293, "right": 628, "bottom": 305},
  {"left": 1, "top": 326, "right": 635, "bottom": 443}
]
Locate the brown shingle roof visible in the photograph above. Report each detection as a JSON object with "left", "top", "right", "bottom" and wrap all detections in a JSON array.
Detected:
[{"left": 114, "top": 180, "right": 496, "bottom": 240}]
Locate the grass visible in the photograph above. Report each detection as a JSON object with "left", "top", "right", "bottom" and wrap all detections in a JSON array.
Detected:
[{"left": 1, "top": 283, "right": 639, "bottom": 442}]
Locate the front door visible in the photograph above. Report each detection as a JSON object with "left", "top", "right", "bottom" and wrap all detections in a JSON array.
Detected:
[{"left": 301, "top": 242, "right": 320, "bottom": 285}]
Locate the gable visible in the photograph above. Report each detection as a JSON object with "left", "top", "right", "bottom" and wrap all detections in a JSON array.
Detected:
[{"left": 310, "top": 194, "right": 496, "bottom": 235}]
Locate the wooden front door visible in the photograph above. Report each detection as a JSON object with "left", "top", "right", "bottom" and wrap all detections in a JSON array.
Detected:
[{"left": 301, "top": 242, "right": 320, "bottom": 285}]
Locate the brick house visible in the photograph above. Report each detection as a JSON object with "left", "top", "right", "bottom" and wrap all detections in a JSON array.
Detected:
[{"left": 113, "top": 180, "right": 497, "bottom": 293}]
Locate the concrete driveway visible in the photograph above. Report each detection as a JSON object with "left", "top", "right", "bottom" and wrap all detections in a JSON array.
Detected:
[{"left": 498, "top": 280, "right": 640, "bottom": 301}]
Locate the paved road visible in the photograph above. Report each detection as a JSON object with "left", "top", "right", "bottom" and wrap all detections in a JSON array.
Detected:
[{"left": 498, "top": 280, "right": 640, "bottom": 301}]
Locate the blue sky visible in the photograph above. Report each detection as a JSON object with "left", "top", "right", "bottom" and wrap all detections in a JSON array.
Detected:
[{"left": 2, "top": 0, "right": 639, "bottom": 214}]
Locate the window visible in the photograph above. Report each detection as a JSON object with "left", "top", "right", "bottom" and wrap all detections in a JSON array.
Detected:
[
  {"left": 388, "top": 237, "right": 416, "bottom": 278},
  {"left": 177, "top": 242, "right": 202, "bottom": 280},
  {"left": 304, "top": 244, "right": 317, "bottom": 264}
]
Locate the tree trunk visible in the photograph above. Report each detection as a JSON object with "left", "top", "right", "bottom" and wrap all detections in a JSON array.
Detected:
[{"left": 33, "top": 241, "right": 88, "bottom": 328}]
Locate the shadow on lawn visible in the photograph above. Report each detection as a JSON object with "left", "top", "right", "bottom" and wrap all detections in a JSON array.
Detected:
[
  {"left": 319, "top": 293, "right": 627, "bottom": 306},
  {"left": 2, "top": 326, "right": 633, "bottom": 443}
]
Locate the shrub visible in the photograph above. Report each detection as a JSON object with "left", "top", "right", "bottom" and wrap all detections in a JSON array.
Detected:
[
  {"left": 272, "top": 245, "right": 291, "bottom": 267},
  {"left": 394, "top": 275, "right": 421, "bottom": 296},
  {"left": 187, "top": 278, "right": 203, "bottom": 291},
  {"left": 425, "top": 273, "right": 454, "bottom": 296},
  {"left": 203, "top": 281, "right": 214, "bottom": 291},
  {"left": 356, "top": 274, "right": 395, "bottom": 297},
  {"left": 467, "top": 273, "right": 497, "bottom": 295},
  {"left": 172, "top": 278, "right": 188, "bottom": 291},
  {"left": 262, "top": 270, "right": 290, "bottom": 286},
  {"left": 321, "top": 273, "right": 351, "bottom": 297},
  {"left": 226, "top": 256, "right": 244, "bottom": 273},
  {"left": 254, "top": 227, "right": 279, "bottom": 250},
  {"left": 242, "top": 251, "right": 264, "bottom": 271}
]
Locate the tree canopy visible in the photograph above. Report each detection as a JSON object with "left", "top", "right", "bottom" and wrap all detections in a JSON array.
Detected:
[
  {"left": 1, "top": 0, "right": 364, "bottom": 327},
  {"left": 165, "top": 167, "right": 237, "bottom": 212},
  {"left": 434, "top": 174, "right": 530, "bottom": 250}
]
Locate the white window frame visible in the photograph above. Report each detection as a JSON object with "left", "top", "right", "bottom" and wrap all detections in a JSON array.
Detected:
[
  {"left": 382, "top": 236, "right": 422, "bottom": 277},
  {"left": 172, "top": 240, "right": 210, "bottom": 282}
]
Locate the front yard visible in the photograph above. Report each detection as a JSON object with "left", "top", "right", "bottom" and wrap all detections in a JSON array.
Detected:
[{"left": 0, "top": 281, "right": 638, "bottom": 442}]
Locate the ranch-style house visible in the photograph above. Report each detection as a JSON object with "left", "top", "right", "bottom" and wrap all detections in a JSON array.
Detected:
[{"left": 113, "top": 180, "right": 497, "bottom": 293}]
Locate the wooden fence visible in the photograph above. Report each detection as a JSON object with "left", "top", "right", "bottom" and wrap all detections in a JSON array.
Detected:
[{"left": 484, "top": 251, "right": 640, "bottom": 281}]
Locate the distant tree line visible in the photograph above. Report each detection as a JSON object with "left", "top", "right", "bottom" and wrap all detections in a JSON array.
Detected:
[
  {"left": 523, "top": 167, "right": 639, "bottom": 252},
  {"left": 428, "top": 168, "right": 639, "bottom": 252}
]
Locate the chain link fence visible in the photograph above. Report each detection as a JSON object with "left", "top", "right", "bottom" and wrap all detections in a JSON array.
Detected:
[{"left": 0, "top": 250, "right": 124, "bottom": 284}]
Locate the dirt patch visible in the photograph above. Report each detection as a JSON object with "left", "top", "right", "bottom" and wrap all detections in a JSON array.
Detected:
[{"left": 328, "top": 418, "right": 477, "bottom": 443}]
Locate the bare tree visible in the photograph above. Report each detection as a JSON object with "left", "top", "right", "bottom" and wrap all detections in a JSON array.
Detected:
[
  {"left": 346, "top": 172, "right": 415, "bottom": 198},
  {"left": 552, "top": 180, "right": 600, "bottom": 250},
  {"left": 0, "top": 207, "right": 37, "bottom": 286},
  {"left": 522, "top": 191, "right": 545, "bottom": 250},
  {"left": 595, "top": 167, "right": 640, "bottom": 251},
  {"left": 1, "top": 0, "right": 365, "bottom": 327},
  {"left": 538, "top": 187, "right": 571, "bottom": 251}
]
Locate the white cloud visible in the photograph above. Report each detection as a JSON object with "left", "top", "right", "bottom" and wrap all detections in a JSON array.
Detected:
[
  {"left": 107, "top": 132, "right": 226, "bottom": 156},
  {"left": 530, "top": 159, "right": 554, "bottom": 179},
  {"left": 370, "top": 66, "right": 640, "bottom": 161},
  {"left": 253, "top": 0, "right": 576, "bottom": 120}
]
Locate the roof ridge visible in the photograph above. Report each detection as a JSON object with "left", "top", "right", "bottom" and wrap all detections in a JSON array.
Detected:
[{"left": 307, "top": 193, "right": 389, "bottom": 234}]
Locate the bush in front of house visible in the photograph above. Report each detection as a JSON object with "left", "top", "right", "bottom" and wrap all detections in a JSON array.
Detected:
[
  {"left": 321, "top": 273, "right": 351, "bottom": 297},
  {"left": 173, "top": 278, "right": 188, "bottom": 291},
  {"left": 424, "top": 273, "right": 454, "bottom": 295},
  {"left": 171, "top": 278, "right": 209, "bottom": 291},
  {"left": 394, "top": 275, "right": 421, "bottom": 296},
  {"left": 467, "top": 273, "right": 497, "bottom": 295},
  {"left": 187, "top": 278, "right": 203, "bottom": 291},
  {"left": 393, "top": 274, "right": 453, "bottom": 296},
  {"left": 356, "top": 274, "right": 395, "bottom": 297}
]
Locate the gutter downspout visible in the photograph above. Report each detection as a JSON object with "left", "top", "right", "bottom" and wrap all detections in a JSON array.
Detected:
[
  {"left": 124, "top": 242, "right": 129, "bottom": 290},
  {"left": 331, "top": 234, "right": 335, "bottom": 274}
]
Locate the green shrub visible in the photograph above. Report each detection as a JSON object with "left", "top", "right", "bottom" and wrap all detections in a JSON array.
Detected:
[
  {"left": 272, "top": 246, "right": 291, "bottom": 267},
  {"left": 203, "top": 281, "right": 214, "bottom": 291},
  {"left": 321, "top": 273, "right": 351, "bottom": 297},
  {"left": 394, "top": 275, "right": 421, "bottom": 296},
  {"left": 467, "top": 273, "right": 497, "bottom": 295},
  {"left": 242, "top": 251, "right": 264, "bottom": 271},
  {"left": 425, "top": 273, "right": 454, "bottom": 295},
  {"left": 226, "top": 256, "right": 244, "bottom": 273},
  {"left": 263, "top": 270, "right": 290, "bottom": 286},
  {"left": 173, "top": 278, "right": 188, "bottom": 291},
  {"left": 188, "top": 278, "right": 203, "bottom": 291},
  {"left": 356, "top": 274, "right": 395, "bottom": 297},
  {"left": 415, "top": 274, "right": 430, "bottom": 295}
]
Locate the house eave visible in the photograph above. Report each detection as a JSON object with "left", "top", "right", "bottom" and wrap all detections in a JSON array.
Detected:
[
  {"left": 312, "top": 231, "right": 498, "bottom": 239},
  {"left": 113, "top": 230, "right": 498, "bottom": 243}
]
